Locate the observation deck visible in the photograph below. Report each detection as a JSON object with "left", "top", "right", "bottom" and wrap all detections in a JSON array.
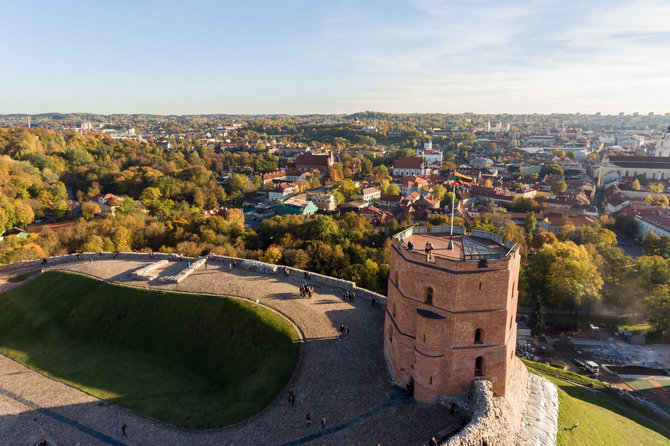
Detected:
[{"left": 392, "top": 225, "right": 517, "bottom": 262}]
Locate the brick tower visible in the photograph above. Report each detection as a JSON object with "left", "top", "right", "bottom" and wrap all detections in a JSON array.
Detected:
[{"left": 384, "top": 226, "right": 520, "bottom": 404}]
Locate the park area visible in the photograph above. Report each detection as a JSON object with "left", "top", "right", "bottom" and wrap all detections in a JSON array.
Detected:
[
  {"left": 0, "top": 271, "right": 299, "bottom": 429},
  {"left": 524, "top": 361, "right": 670, "bottom": 446}
]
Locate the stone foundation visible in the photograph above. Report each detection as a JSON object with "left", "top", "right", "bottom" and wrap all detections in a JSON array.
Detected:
[{"left": 445, "top": 357, "right": 529, "bottom": 446}]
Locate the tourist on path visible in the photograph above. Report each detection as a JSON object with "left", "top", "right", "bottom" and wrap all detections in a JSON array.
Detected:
[
  {"left": 321, "top": 416, "right": 326, "bottom": 430},
  {"left": 288, "top": 389, "right": 295, "bottom": 407},
  {"left": 121, "top": 423, "right": 127, "bottom": 437},
  {"left": 305, "top": 413, "right": 311, "bottom": 428}
]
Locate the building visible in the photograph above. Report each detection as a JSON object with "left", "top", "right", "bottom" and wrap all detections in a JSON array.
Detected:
[
  {"left": 90, "top": 193, "right": 123, "bottom": 215},
  {"left": 385, "top": 226, "right": 520, "bottom": 403},
  {"left": 307, "top": 192, "right": 337, "bottom": 211},
  {"left": 358, "top": 187, "right": 381, "bottom": 203},
  {"left": 276, "top": 194, "right": 318, "bottom": 216},
  {"left": 636, "top": 214, "right": 670, "bottom": 238},
  {"left": 295, "top": 153, "right": 334, "bottom": 173},
  {"left": 393, "top": 156, "right": 427, "bottom": 177},
  {"left": 416, "top": 140, "right": 443, "bottom": 165},
  {"left": 597, "top": 155, "right": 670, "bottom": 186},
  {"left": 656, "top": 127, "right": 670, "bottom": 157},
  {"left": 268, "top": 183, "right": 298, "bottom": 202}
]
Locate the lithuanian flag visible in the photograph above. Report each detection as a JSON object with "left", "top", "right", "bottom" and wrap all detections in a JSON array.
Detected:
[{"left": 454, "top": 171, "right": 472, "bottom": 187}]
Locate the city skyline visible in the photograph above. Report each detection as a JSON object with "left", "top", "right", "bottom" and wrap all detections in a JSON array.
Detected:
[{"left": 2, "top": 0, "right": 670, "bottom": 115}]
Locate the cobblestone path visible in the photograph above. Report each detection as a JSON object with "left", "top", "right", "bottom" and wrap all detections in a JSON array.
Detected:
[{"left": 0, "top": 259, "right": 454, "bottom": 445}]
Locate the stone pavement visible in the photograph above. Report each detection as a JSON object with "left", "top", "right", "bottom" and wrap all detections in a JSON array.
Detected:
[{"left": 0, "top": 259, "right": 455, "bottom": 445}]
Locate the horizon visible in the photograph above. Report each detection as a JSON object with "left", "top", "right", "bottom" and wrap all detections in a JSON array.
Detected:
[{"left": 2, "top": 0, "right": 670, "bottom": 114}]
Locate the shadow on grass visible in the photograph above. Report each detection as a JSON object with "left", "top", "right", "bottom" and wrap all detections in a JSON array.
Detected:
[{"left": 556, "top": 381, "right": 670, "bottom": 438}]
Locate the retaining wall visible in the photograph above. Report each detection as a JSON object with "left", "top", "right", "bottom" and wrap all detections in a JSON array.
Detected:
[
  {"left": 444, "top": 357, "right": 529, "bottom": 446},
  {"left": 0, "top": 252, "right": 387, "bottom": 306}
]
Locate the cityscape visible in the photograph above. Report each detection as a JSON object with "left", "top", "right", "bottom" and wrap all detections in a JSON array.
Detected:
[{"left": 1, "top": 1, "right": 670, "bottom": 446}]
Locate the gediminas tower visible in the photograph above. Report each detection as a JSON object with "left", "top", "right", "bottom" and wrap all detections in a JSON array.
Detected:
[{"left": 384, "top": 226, "right": 521, "bottom": 404}]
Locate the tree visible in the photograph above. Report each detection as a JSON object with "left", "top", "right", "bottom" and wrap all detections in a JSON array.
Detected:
[
  {"left": 648, "top": 183, "right": 664, "bottom": 193},
  {"left": 140, "top": 187, "right": 162, "bottom": 209},
  {"left": 260, "top": 245, "right": 282, "bottom": 264},
  {"left": 81, "top": 202, "right": 102, "bottom": 220},
  {"left": 551, "top": 180, "right": 567, "bottom": 195},
  {"left": 644, "top": 194, "right": 669, "bottom": 207},
  {"left": 484, "top": 179, "right": 493, "bottom": 188},
  {"left": 645, "top": 285, "right": 670, "bottom": 336},
  {"left": 524, "top": 213, "right": 537, "bottom": 234},
  {"left": 526, "top": 241, "right": 603, "bottom": 311},
  {"left": 433, "top": 184, "right": 447, "bottom": 201},
  {"left": 631, "top": 178, "right": 641, "bottom": 190},
  {"left": 386, "top": 184, "right": 401, "bottom": 196},
  {"left": 335, "top": 179, "right": 358, "bottom": 202}
]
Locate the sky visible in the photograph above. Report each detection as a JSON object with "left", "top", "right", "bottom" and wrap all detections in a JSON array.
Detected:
[{"left": 1, "top": 0, "right": 670, "bottom": 115}]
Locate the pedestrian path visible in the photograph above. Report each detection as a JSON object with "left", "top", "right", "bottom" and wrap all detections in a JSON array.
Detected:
[{"left": 0, "top": 259, "right": 455, "bottom": 445}]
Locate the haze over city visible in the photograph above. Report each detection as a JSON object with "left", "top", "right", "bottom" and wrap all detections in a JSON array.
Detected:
[{"left": 2, "top": 0, "right": 670, "bottom": 114}]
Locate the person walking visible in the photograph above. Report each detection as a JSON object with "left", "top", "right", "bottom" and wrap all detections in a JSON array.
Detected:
[
  {"left": 121, "top": 423, "right": 127, "bottom": 437},
  {"left": 305, "top": 413, "right": 311, "bottom": 428},
  {"left": 320, "top": 416, "right": 326, "bottom": 430},
  {"left": 288, "top": 389, "right": 295, "bottom": 407}
]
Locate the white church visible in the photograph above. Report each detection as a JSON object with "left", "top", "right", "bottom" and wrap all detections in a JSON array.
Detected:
[{"left": 415, "top": 140, "right": 443, "bottom": 165}]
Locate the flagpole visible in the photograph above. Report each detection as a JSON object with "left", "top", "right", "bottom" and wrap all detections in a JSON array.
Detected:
[{"left": 448, "top": 179, "right": 455, "bottom": 249}]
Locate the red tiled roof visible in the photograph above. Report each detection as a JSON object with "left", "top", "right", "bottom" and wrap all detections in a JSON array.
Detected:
[{"left": 393, "top": 156, "right": 423, "bottom": 169}]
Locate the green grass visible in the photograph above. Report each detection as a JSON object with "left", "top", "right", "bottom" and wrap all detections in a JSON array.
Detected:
[
  {"left": 521, "top": 358, "right": 608, "bottom": 389},
  {"left": 535, "top": 372, "right": 670, "bottom": 445},
  {"left": 0, "top": 271, "right": 299, "bottom": 429}
]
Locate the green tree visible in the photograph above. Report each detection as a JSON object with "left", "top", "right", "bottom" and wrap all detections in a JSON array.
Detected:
[
  {"left": 631, "top": 178, "right": 641, "bottom": 190},
  {"left": 524, "top": 213, "right": 537, "bottom": 234},
  {"left": 645, "top": 286, "right": 670, "bottom": 336},
  {"left": 551, "top": 180, "right": 567, "bottom": 195}
]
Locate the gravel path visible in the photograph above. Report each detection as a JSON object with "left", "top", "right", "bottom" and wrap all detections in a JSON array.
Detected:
[{"left": 0, "top": 259, "right": 454, "bottom": 445}]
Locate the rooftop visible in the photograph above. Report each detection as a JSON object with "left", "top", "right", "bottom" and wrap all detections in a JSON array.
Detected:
[{"left": 394, "top": 226, "right": 515, "bottom": 262}]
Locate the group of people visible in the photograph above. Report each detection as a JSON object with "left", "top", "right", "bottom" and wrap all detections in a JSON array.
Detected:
[
  {"left": 342, "top": 290, "right": 356, "bottom": 302},
  {"left": 288, "top": 390, "right": 327, "bottom": 431},
  {"left": 299, "top": 283, "right": 314, "bottom": 298},
  {"left": 338, "top": 323, "right": 350, "bottom": 340}
]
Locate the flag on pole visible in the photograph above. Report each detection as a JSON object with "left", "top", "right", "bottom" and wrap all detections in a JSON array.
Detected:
[{"left": 454, "top": 172, "right": 472, "bottom": 187}]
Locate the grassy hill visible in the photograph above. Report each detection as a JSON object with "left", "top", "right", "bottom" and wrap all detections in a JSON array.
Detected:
[
  {"left": 0, "top": 271, "right": 299, "bottom": 428},
  {"left": 525, "top": 362, "right": 670, "bottom": 445}
]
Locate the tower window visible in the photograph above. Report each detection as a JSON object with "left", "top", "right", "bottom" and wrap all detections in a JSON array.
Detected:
[
  {"left": 389, "top": 327, "right": 393, "bottom": 342},
  {"left": 394, "top": 270, "right": 399, "bottom": 286},
  {"left": 423, "top": 333, "right": 426, "bottom": 343},
  {"left": 430, "top": 376, "right": 433, "bottom": 385},
  {"left": 475, "top": 356, "right": 484, "bottom": 377},
  {"left": 474, "top": 328, "right": 483, "bottom": 344},
  {"left": 393, "top": 302, "right": 396, "bottom": 317},
  {"left": 426, "top": 287, "right": 433, "bottom": 305},
  {"left": 479, "top": 281, "right": 482, "bottom": 290}
]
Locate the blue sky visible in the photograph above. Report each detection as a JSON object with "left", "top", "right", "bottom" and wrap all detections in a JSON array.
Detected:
[{"left": 1, "top": 0, "right": 669, "bottom": 114}]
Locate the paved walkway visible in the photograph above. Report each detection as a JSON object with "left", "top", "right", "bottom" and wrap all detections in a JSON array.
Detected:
[{"left": 0, "top": 259, "right": 454, "bottom": 445}]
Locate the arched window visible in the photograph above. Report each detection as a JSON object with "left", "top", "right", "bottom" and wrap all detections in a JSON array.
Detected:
[
  {"left": 394, "top": 270, "right": 399, "bottom": 285},
  {"left": 389, "top": 327, "right": 393, "bottom": 342},
  {"left": 479, "top": 281, "right": 482, "bottom": 290},
  {"left": 393, "top": 302, "right": 397, "bottom": 317},
  {"left": 474, "top": 328, "right": 483, "bottom": 344},
  {"left": 426, "top": 287, "right": 433, "bottom": 305},
  {"left": 423, "top": 333, "right": 426, "bottom": 343},
  {"left": 475, "top": 356, "right": 484, "bottom": 377},
  {"left": 429, "top": 376, "right": 433, "bottom": 385}
]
